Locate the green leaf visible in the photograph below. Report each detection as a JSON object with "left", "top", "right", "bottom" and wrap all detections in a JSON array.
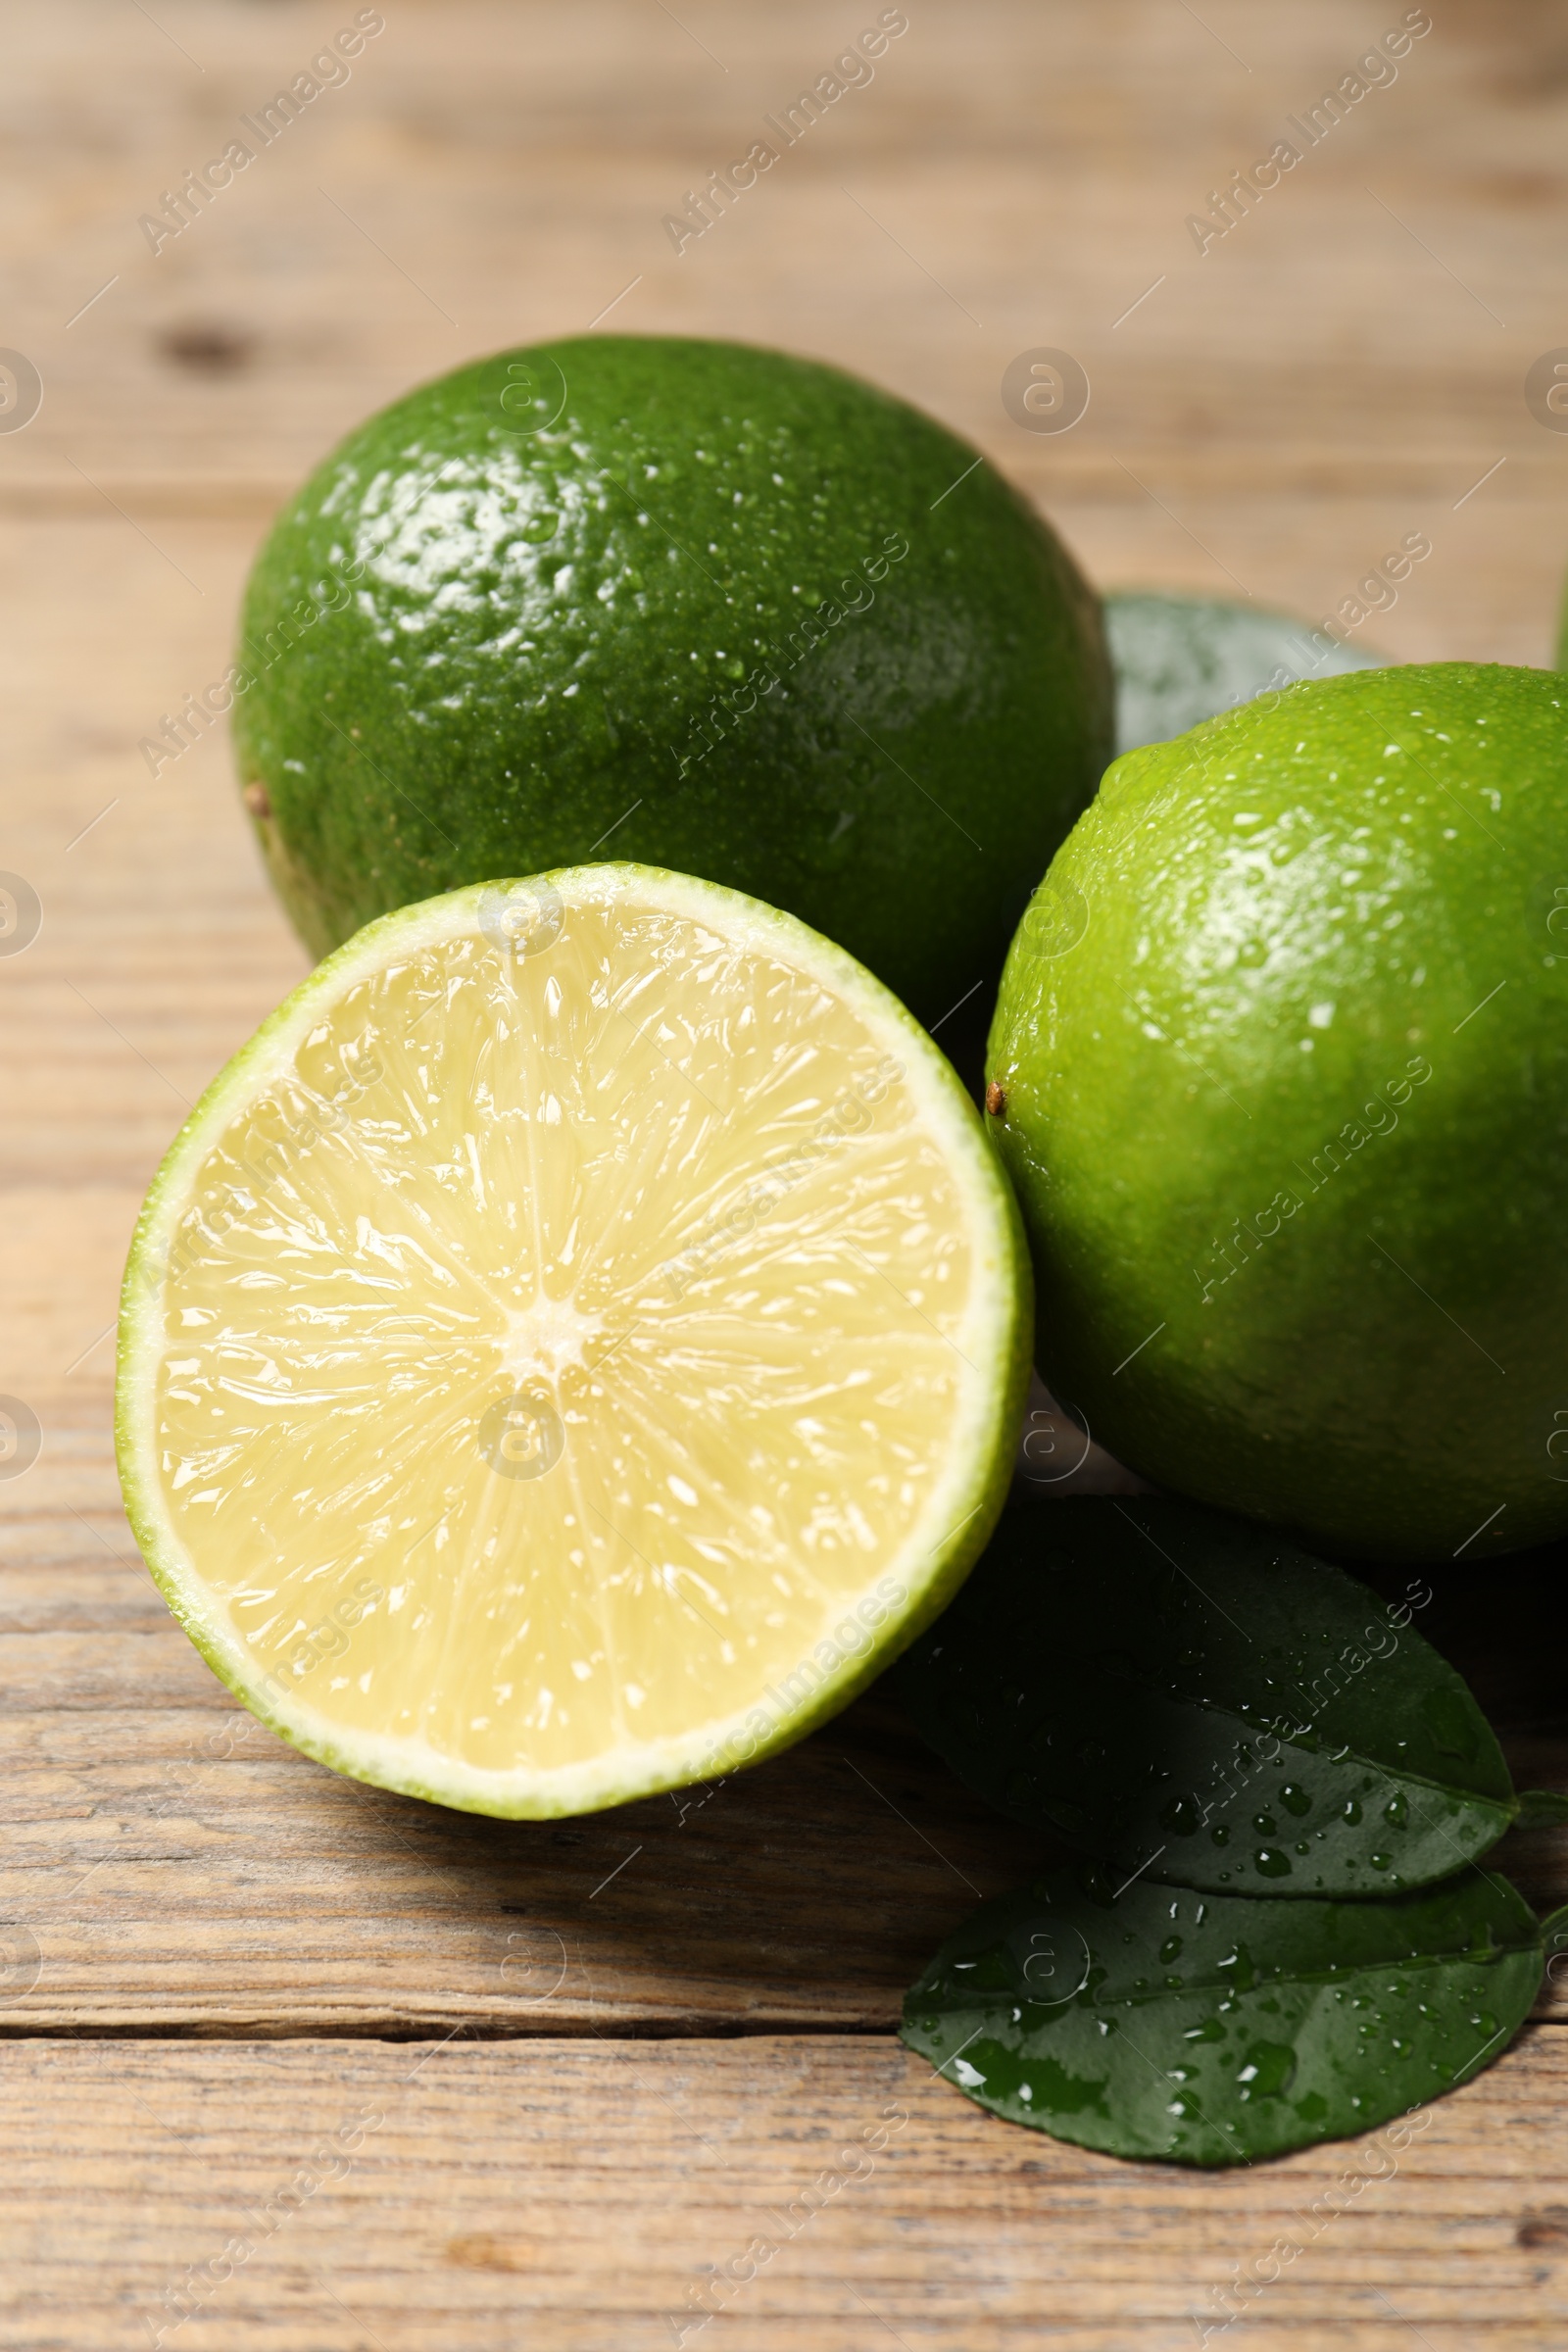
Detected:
[
  {"left": 1541, "top": 1904, "right": 1568, "bottom": 1992},
  {"left": 893, "top": 1496, "right": 1515, "bottom": 1897},
  {"left": 902, "top": 1861, "right": 1543, "bottom": 2166},
  {"left": 1513, "top": 1788, "right": 1568, "bottom": 1829}
]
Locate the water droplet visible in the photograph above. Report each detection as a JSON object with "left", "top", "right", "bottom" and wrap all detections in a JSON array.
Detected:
[
  {"left": 1159, "top": 1792, "right": 1204, "bottom": 1838},
  {"left": 1209, "top": 1823, "right": 1231, "bottom": 1846},
  {"left": 1368, "top": 1852, "right": 1392, "bottom": 1871},
  {"left": 1470, "top": 2011, "right": 1499, "bottom": 2038},
  {"left": 1342, "top": 1798, "right": 1363, "bottom": 1825},
  {"left": 1252, "top": 1812, "right": 1278, "bottom": 1837},
  {"left": 1079, "top": 1862, "right": 1119, "bottom": 1908},
  {"left": 1159, "top": 1936, "right": 1183, "bottom": 1965},
  {"left": 1253, "top": 1847, "right": 1293, "bottom": 1878},
  {"left": 1236, "top": 2040, "right": 1297, "bottom": 2098},
  {"left": 1279, "top": 1783, "right": 1312, "bottom": 1818},
  {"left": 1384, "top": 1790, "right": 1409, "bottom": 1828},
  {"left": 1420, "top": 1688, "right": 1478, "bottom": 1762},
  {"left": 1216, "top": 1944, "right": 1256, "bottom": 1992}
]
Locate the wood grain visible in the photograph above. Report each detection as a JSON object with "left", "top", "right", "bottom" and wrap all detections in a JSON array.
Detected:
[
  {"left": 4, "top": 1435, "right": 1564, "bottom": 2039},
  {"left": 5, "top": 0, "right": 1568, "bottom": 2341},
  {"left": 4, "top": 2032, "right": 1567, "bottom": 2350},
  {"left": 2, "top": 1459, "right": 1044, "bottom": 2037}
]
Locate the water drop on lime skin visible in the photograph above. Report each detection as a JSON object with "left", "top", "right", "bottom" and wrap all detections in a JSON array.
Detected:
[
  {"left": 1253, "top": 1847, "right": 1293, "bottom": 1878},
  {"left": 1279, "top": 1783, "right": 1312, "bottom": 1817}
]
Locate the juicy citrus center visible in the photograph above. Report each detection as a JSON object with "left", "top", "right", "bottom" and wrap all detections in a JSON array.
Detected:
[{"left": 149, "top": 892, "right": 984, "bottom": 1781}]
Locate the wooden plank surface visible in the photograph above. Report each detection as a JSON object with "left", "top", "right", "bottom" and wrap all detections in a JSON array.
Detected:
[
  {"left": 5, "top": 2032, "right": 1568, "bottom": 2352},
  {"left": 4, "top": 1, "right": 1568, "bottom": 2344},
  {"left": 5, "top": 1456, "right": 1567, "bottom": 2038}
]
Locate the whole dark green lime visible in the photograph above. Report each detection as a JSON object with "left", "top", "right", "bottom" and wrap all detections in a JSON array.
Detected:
[
  {"left": 232, "top": 335, "right": 1111, "bottom": 1020},
  {"left": 986, "top": 662, "right": 1568, "bottom": 1563}
]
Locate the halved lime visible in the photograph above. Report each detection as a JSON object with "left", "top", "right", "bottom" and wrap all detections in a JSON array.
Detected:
[{"left": 117, "top": 866, "right": 1030, "bottom": 1817}]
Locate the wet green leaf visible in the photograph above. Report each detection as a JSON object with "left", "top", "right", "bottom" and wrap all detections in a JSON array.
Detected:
[
  {"left": 902, "top": 1861, "right": 1543, "bottom": 2166},
  {"left": 1514, "top": 1788, "right": 1568, "bottom": 1829},
  {"left": 1541, "top": 1904, "right": 1568, "bottom": 1991},
  {"left": 893, "top": 1497, "right": 1516, "bottom": 1896}
]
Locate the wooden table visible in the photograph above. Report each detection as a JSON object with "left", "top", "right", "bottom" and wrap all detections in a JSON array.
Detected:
[{"left": 4, "top": 3, "right": 1566, "bottom": 2343}]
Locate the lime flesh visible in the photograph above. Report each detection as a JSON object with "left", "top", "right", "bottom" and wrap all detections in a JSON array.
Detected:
[{"left": 119, "top": 866, "right": 1030, "bottom": 1815}]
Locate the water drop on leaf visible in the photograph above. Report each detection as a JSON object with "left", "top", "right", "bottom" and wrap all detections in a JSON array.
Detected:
[
  {"left": 1236, "top": 2040, "right": 1297, "bottom": 2098},
  {"left": 1159, "top": 1792, "right": 1204, "bottom": 1837}
]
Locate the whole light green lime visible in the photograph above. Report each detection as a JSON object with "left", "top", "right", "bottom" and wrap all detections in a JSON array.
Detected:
[
  {"left": 986, "top": 662, "right": 1568, "bottom": 1562},
  {"left": 232, "top": 335, "right": 1111, "bottom": 1022}
]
